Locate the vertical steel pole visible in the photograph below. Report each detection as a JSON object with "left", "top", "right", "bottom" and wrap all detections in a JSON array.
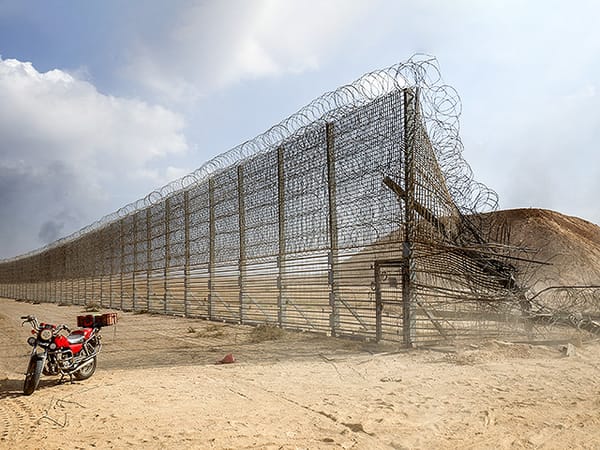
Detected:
[
  {"left": 109, "top": 237, "right": 114, "bottom": 308},
  {"left": 91, "top": 244, "right": 95, "bottom": 305},
  {"left": 183, "top": 190, "right": 190, "bottom": 317},
  {"left": 32, "top": 259, "right": 36, "bottom": 302},
  {"left": 402, "top": 88, "right": 418, "bottom": 347},
  {"left": 83, "top": 271, "right": 87, "bottom": 306},
  {"left": 45, "top": 256, "right": 49, "bottom": 303},
  {"left": 88, "top": 257, "right": 93, "bottom": 305},
  {"left": 70, "top": 249, "right": 75, "bottom": 305},
  {"left": 45, "top": 260, "right": 49, "bottom": 303},
  {"left": 237, "top": 165, "right": 246, "bottom": 324},
  {"left": 99, "top": 234, "right": 103, "bottom": 308},
  {"left": 208, "top": 178, "right": 215, "bottom": 320},
  {"left": 375, "top": 262, "right": 383, "bottom": 342},
  {"left": 164, "top": 198, "right": 170, "bottom": 314},
  {"left": 132, "top": 213, "right": 138, "bottom": 311},
  {"left": 326, "top": 122, "right": 339, "bottom": 337},
  {"left": 277, "top": 147, "right": 286, "bottom": 328},
  {"left": 61, "top": 247, "right": 66, "bottom": 305},
  {"left": 120, "top": 219, "right": 125, "bottom": 310},
  {"left": 146, "top": 207, "right": 151, "bottom": 312}
]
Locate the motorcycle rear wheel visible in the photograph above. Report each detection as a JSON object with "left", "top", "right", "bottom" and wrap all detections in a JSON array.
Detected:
[
  {"left": 73, "top": 356, "right": 97, "bottom": 381},
  {"left": 23, "top": 355, "right": 44, "bottom": 395}
]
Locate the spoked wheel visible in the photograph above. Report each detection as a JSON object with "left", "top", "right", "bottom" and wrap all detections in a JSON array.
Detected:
[
  {"left": 73, "top": 356, "right": 97, "bottom": 381},
  {"left": 23, "top": 355, "right": 44, "bottom": 395}
]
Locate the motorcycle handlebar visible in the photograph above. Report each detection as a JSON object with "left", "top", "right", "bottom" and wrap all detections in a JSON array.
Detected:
[
  {"left": 21, "top": 315, "right": 39, "bottom": 329},
  {"left": 19, "top": 316, "right": 71, "bottom": 333}
]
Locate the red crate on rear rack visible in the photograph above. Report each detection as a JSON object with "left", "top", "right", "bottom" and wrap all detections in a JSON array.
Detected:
[
  {"left": 100, "top": 313, "right": 117, "bottom": 326},
  {"left": 77, "top": 313, "right": 117, "bottom": 328},
  {"left": 77, "top": 315, "right": 94, "bottom": 327}
]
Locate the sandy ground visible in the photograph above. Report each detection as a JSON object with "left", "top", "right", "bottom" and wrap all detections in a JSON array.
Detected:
[{"left": 1, "top": 298, "right": 600, "bottom": 449}]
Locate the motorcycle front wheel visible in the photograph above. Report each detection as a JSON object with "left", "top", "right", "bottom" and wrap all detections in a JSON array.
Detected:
[
  {"left": 73, "top": 356, "right": 97, "bottom": 381},
  {"left": 23, "top": 354, "right": 44, "bottom": 395}
]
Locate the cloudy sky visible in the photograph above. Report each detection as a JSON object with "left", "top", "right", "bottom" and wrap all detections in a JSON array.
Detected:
[{"left": 0, "top": 0, "right": 599, "bottom": 259}]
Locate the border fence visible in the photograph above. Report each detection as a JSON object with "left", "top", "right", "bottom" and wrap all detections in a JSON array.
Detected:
[{"left": 0, "top": 56, "right": 538, "bottom": 346}]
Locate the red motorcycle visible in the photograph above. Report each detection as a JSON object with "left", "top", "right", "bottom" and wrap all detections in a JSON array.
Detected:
[{"left": 20, "top": 314, "right": 113, "bottom": 395}]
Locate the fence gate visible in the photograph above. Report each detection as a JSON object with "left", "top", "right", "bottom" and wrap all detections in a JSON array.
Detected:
[{"left": 374, "top": 260, "right": 405, "bottom": 343}]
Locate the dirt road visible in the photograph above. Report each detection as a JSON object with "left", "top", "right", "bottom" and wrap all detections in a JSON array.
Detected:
[{"left": 1, "top": 298, "right": 599, "bottom": 449}]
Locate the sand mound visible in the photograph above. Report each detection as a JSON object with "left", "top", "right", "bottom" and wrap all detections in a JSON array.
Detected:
[{"left": 490, "top": 208, "right": 600, "bottom": 291}]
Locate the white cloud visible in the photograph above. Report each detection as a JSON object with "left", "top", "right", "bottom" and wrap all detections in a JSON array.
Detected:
[
  {"left": 124, "top": 0, "right": 372, "bottom": 102},
  {"left": 0, "top": 58, "right": 187, "bottom": 164},
  {"left": 0, "top": 57, "right": 188, "bottom": 258}
]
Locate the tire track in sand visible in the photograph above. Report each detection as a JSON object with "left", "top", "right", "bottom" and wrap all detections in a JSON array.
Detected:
[{"left": 0, "top": 396, "right": 38, "bottom": 444}]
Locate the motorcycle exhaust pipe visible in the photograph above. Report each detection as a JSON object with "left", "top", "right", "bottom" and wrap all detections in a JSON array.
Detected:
[{"left": 67, "top": 356, "right": 94, "bottom": 374}]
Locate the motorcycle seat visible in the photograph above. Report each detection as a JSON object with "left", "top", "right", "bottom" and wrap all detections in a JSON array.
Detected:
[{"left": 67, "top": 334, "right": 85, "bottom": 345}]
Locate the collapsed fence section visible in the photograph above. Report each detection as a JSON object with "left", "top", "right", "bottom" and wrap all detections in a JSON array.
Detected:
[{"left": 0, "top": 57, "right": 537, "bottom": 346}]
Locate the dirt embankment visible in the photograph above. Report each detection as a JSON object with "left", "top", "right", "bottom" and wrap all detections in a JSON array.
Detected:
[{"left": 491, "top": 208, "right": 600, "bottom": 291}]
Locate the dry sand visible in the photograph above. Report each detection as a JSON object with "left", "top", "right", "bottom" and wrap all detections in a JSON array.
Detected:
[
  {"left": 1, "top": 297, "right": 600, "bottom": 449},
  {"left": 489, "top": 208, "right": 600, "bottom": 291}
]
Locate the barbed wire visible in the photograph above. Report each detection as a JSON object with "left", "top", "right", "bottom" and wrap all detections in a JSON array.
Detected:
[{"left": 0, "top": 54, "right": 495, "bottom": 264}]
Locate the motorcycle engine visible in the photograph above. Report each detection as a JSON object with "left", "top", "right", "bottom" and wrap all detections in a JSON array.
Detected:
[
  {"left": 43, "top": 357, "right": 59, "bottom": 376},
  {"left": 56, "top": 349, "right": 75, "bottom": 370}
]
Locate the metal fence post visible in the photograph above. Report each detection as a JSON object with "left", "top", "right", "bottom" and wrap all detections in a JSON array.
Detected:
[
  {"left": 69, "top": 249, "right": 75, "bottom": 305},
  {"left": 238, "top": 165, "right": 246, "bottom": 324},
  {"left": 326, "top": 122, "right": 339, "bottom": 337},
  {"left": 91, "top": 242, "right": 97, "bottom": 305},
  {"left": 375, "top": 262, "right": 383, "bottom": 342},
  {"left": 208, "top": 178, "right": 215, "bottom": 320},
  {"left": 83, "top": 271, "right": 87, "bottom": 306},
  {"left": 133, "top": 213, "right": 138, "bottom": 311},
  {"left": 183, "top": 190, "right": 190, "bottom": 317},
  {"left": 61, "top": 248, "right": 66, "bottom": 304},
  {"left": 108, "top": 239, "right": 113, "bottom": 308},
  {"left": 146, "top": 207, "right": 151, "bottom": 312},
  {"left": 164, "top": 197, "right": 170, "bottom": 314},
  {"left": 402, "top": 88, "right": 418, "bottom": 347},
  {"left": 99, "top": 243, "right": 103, "bottom": 308},
  {"left": 120, "top": 218, "right": 125, "bottom": 310},
  {"left": 277, "top": 146, "right": 286, "bottom": 328}
]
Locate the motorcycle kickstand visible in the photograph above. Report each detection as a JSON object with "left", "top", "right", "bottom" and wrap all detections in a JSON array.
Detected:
[{"left": 59, "top": 373, "right": 75, "bottom": 384}]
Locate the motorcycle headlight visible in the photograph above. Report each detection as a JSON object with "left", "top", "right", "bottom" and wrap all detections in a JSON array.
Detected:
[
  {"left": 40, "top": 328, "right": 53, "bottom": 341},
  {"left": 27, "top": 337, "right": 36, "bottom": 346}
]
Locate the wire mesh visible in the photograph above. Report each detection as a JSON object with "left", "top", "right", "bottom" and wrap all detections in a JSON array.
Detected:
[{"left": 0, "top": 55, "right": 565, "bottom": 345}]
